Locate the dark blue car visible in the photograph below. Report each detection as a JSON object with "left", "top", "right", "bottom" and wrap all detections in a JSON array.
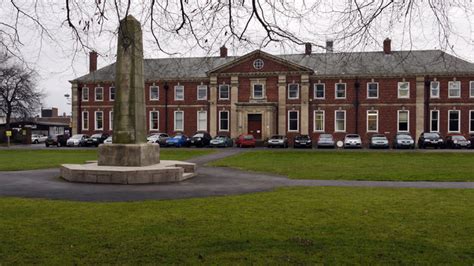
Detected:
[{"left": 165, "top": 134, "right": 189, "bottom": 147}]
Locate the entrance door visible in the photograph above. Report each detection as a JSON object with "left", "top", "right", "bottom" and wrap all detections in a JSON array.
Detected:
[{"left": 247, "top": 114, "right": 262, "bottom": 139}]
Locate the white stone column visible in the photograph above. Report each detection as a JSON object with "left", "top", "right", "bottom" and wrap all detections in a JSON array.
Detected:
[
  {"left": 300, "top": 74, "right": 310, "bottom": 135},
  {"left": 71, "top": 82, "right": 78, "bottom": 134},
  {"left": 209, "top": 75, "right": 218, "bottom": 136},
  {"left": 230, "top": 76, "right": 239, "bottom": 138},
  {"left": 278, "top": 75, "right": 286, "bottom": 135},
  {"left": 415, "top": 76, "right": 425, "bottom": 144}
]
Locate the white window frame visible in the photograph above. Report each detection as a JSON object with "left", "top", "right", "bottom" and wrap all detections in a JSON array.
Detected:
[
  {"left": 174, "top": 111, "right": 184, "bottom": 131},
  {"left": 448, "top": 110, "right": 461, "bottom": 133},
  {"left": 95, "top": 87, "right": 104, "bottom": 102},
  {"left": 109, "top": 87, "right": 115, "bottom": 101},
  {"left": 109, "top": 111, "right": 113, "bottom": 130},
  {"left": 335, "top": 83, "right": 346, "bottom": 99},
  {"left": 82, "top": 111, "right": 89, "bottom": 130},
  {"left": 288, "top": 83, "right": 300, "bottom": 99},
  {"left": 397, "top": 110, "right": 410, "bottom": 132},
  {"left": 197, "top": 85, "right": 208, "bottom": 100},
  {"left": 448, "top": 81, "right": 461, "bottom": 98},
  {"left": 470, "top": 81, "right": 474, "bottom": 98},
  {"left": 288, "top": 110, "right": 299, "bottom": 132},
  {"left": 219, "top": 84, "right": 230, "bottom": 100},
  {"left": 313, "top": 110, "right": 325, "bottom": 132},
  {"left": 197, "top": 111, "right": 207, "bottom": 131},
  {"left": 430, "top": 110, "right": 439, "bottom": 132},
  {"left": 252, "top": 83, "right": 265, "bottom": 99},
  {"left": 430, "top": 81, "right": 440, "bottom": 98},
  {"left": 366, "top": 110, "right": 379, "bottom": 132},
  {"left": 82, "top": 87, "right": 89, "bottom": 101},
  {"left": 149, "top": 111, "right": 159, "bottom": 131},
  {"left": 94, "top": 111, "right": 103, "bottom": 131},
  {"left": 334, "top": 110, "right": 346, "bottom": 132},
  {"left": 367, "top": 82, "right": 379, "bottom": 99},
  {"left": 219, "top": 110, "right": 230, "bottom": 131},
  {"left": 174, "top": 85, "right": 184, "bottom": 101},
  {"left": 397, "top": 82, "right": 410, "bottom": 99},
  {"left": 470, "top": 110, "right": 474, "bottom": 133},
  {"left": 314, "top": 83, "right": 325, "bottom": 99},
  {"left": 149, "top": 86, "right": 159, "bottom": 101}
]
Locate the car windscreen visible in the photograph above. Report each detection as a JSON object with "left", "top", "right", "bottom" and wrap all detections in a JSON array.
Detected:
[
  {"left": 452, "top": 135, "right": 466, "bottom": 140},
  {"left": 424, "top": 133, "right": 439, "bottom": 138},
  {"left": 173, "top": 136, "right": 182, "bottom": 139},
  {"left": 71, "top": 135, "right": 82, "bottom": 139},
  {"left": 193, "top": 133, "right": 204, "bottom": 138},
  {"left": 91, "top": 134, "right": 101, "bottom": 138},
  {"left": 243, "top": 135, "right": 253, "bottom": 140},
  {"left": 397, "top": 135, "right": 412, "bottom": 140},
  {"left": 296, "top": 135, "right": 309, "bottom": 140},
  {"left": 215, "top": 136, "right": 226, "bottom": 139},
  {"left": 270, "top": 136, "right": 283, "bottom": 139},
  {"left": 346, "top": 135, "right": 360, "bottom": 138},
  {"left": 372, "top": 137, "right": 387, "bottom": 140}
]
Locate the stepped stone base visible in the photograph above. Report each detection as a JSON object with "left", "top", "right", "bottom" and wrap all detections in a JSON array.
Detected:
[
  {"left": 60, "top": 160, "right": 196, "bottom": 184},
  {"left": 98, "top": 143, "right": 160, "bottom": 167}
]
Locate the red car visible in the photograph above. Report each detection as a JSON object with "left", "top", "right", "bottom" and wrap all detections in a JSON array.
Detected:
[{"left": 236, "top": 134, "right": 256, "bottom": 148}]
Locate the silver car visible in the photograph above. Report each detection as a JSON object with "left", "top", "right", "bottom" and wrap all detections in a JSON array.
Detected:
[
  {"left": 317, "top": 134, "right": 335, "bottom": 148},
  {"left": 344, "top": 134, "right": 362, "bottom": 149}
]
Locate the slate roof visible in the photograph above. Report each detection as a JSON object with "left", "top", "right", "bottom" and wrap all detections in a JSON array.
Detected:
[{"left": 72, "top": 50, "right": 474, "bottom": 83}]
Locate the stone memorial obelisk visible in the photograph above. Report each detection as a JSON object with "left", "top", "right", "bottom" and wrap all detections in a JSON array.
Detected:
[{"left": 98, "top": 15, "right": 160, "bottom": 166}]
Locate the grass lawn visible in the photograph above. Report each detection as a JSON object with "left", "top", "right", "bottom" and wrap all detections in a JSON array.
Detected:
[
  {"left": 0, "top": 148, "right": 215, "bottom": 171},
  {"left": 210, "top": 150, "right": 474, "bottom": 181},
  {"left": 0, "top": 187, "right": 473, "bottom": 264}
]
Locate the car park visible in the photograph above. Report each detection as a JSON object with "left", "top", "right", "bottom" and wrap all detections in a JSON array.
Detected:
[
  {"left": 45, "top": 134, "right": 69, "bottom": 147},
  {"left": 317, "top": 134, "right": 335, "bottom": 148},
  {"left": 66, "top": 134, "right": 89, "bottom": 147},
  {"left": 267, "top": 135, "right": 288, "bottom": 148},
  {"left": 31, "top": 134, "right": 48, "bottom": 144},
  {"left": 85, "top": 133, "right": 109, "bottom": 147},
  {"left": 147, "top": 133, "right": 169, "bottom": 145},
  {"left": 369, "top": 134, "right": 389, "bottom": 149},
  {"left": 209, "top": 135, "right": 234, "bottom": 148},
  {"left": 293, "top": 135, "right": 312, "bottom": 148},
  {"left": 236, "top": 134, "right": 256, "bottom": 148},
  {"left": 418, "top": 132, "right": 444, "bottom": 149},
  {"left": 165, "top": 134, "right": 189, "bottom": 147},
  {"left": 189, "top": 132, "right": 212, "bottom": 147},
  {"left": 445, "top": 134, "right": 471, "bottom": 149},
  {"left": 103, "top": 136, "right": 113, "bottom": 144},
  {"left": 344, "top": 134, "right": 362, "bottom": 149},
  {"left": 393, "top": 133, "right": 415, "bottom": 149}
]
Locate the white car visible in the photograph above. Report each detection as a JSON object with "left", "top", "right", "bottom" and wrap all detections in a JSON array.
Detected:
[
  {"left": 31, "top": 134, "right": 48, "bottom": 144},
  {"left": 344, "top": 134, "right": 362, "bottom": 149},
  {"left": 103, "top": 136, "right": 113, "bottom": 144},
  {"left": 147, "top": 133, "right": 169, "bottom": 145},
  {"left": 66, "top": 134, "right": 88, "bottom": 147}
]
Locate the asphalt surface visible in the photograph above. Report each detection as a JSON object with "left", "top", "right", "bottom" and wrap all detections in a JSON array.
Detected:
[{"left": 1, "top": 148, "right": 474, "bottom": 202}]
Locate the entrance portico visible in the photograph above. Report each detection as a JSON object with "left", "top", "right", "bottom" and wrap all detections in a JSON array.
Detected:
[{"left": 235, "top": 102, "right": 277, "bottom": 140}]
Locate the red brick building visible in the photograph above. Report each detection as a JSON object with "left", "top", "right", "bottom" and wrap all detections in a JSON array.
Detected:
[{"left": 70, "top": 40, "right": 474, "bottom": 144}]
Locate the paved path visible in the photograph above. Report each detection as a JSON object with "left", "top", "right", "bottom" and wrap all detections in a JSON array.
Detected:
[{"left": 0, "top": 150, "right": 473, "bottom": 202}]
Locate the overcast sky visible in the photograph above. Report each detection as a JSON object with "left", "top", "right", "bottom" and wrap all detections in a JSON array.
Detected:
[{"left": 1, "top": 1, "right": 473, "bottom": 116}]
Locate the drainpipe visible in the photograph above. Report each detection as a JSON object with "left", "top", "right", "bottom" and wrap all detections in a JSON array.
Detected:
[
  {"left": 164, "top": 82, "right": 169, "bottom": 134},
  {"left": 78, "top": 86, "right": 82, "bottom": 133},
  {"left": 354, "top": 79, "right": 360, "bottom": 135}
]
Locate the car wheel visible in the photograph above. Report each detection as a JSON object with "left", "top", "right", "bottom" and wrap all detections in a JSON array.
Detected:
[
  {"left": 34, "top": 140, "right": 38, "bottom": 144},
  {"left": 45, "top": 144, "right": 50, "bottom": 147},
  {"left": 57, "top": 143, "right": 61, "bottom": 147}
]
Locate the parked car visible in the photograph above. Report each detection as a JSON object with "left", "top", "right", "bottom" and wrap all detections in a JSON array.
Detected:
[
  {"left": 66, "top": 134, "right": 90, "bottom": 147},
  {"left": 369, "top": 134, "right": 389, "bottom": 149},
  {"left": 45, "top": 134, "right": 69, "bottom": 147},
  {"left": 147, "top": 133, "right": 169, "bottom": 145},
  {"left": 418, "top": 132, "right": 444, "bottom": 149},
  {"left": 103, "top": 136, "right": 113, "bottom": 144},
  {"left": 317, "top": 134, "right": 335, "bottom": 148},
  {"left": 293, "top": 135, "right": 312, "bottom": 148},
  {"left": 85, "top": 133, "right": 109, "bottom": 147},
  {"left": 267, "top": 135, "right": 288, "bottom": 148},
  {"left": 445, "top": 134, "right": 471, "bottom": 149},
  {"left": 188, "top": 132, "right": 212, "bottom": 147},
  {"left": 393, "top": 133, "right": 415, "bottom": 149},
  {"left": 344, "top": 134, "right": 362, "bottom": 149},
  {"left": 470, "top": 134, "right": 474, "bottom": 149},
  {"left": 209, "top": 135, "right": 234, "bottom": 148},
  {"left": 236, "top": 134, "right": 256, "bottom": 148},
  {"left": 165, "top": 134, "right": 189, "bottom": 147},
  {"left": 31, "top": 134, "right": 48, "bottom": 144}
]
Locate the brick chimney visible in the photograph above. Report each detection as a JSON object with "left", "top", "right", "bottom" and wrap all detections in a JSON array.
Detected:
[
  {"left": 383, "top": 38, "right": 392, "bottom": 54},
  {"left": 89, "top": 51, "right": 98, "bottom": 73},
  {"left": 305, "top": 43, "right": 312, "bottom": 55},
  {"left": 326, "top": 40, "right": 334, "bottom": 53},
  {"left": 220, "top": 46, "right": 228, "bottom": 57}
]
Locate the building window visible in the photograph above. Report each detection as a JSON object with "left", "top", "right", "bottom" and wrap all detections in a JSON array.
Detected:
[
  {"left": 95, "top": 87, "right": 104, "bottom": 101},
  {"left": 430, "top": 81, "right": 440, "bottom": 98},
  {"left": 335, "top": 83, "right": 346, "bottom": 99},
  {"left": 448, "top": 81, "right": 461, "bottom": 98},
  {"left": 448, "top": 110, "right": 460, "bottom": 132},
  {"left": 150, "top": 86, "right": 159, "bottom": 101},
  {"left": 335, "top": 110, "right": 346, "bottom": 132},
  {"left": 82, "top": 87, "right": 89, "bottom": 101},
  {"left": 197, "top": 85, "right": 207, "bottom": 100},
  {"left": 288, "top": 111, "right": 299, "bottom": 131},
  {"left": 219, "top": 111, "right": 229, "bottom": 131},
  {"left": 253, "top": 84, "right": 264, "bottom": 99},
  {"left": 314, "top": 83, "right": 325, "bottom": 99},
  {"left": 470, "top": 81, "right": 474, "bottom": 98},
  {"left": 95, "top": 111, "right": 103, "bottom": 130},
  {"left": 174, "top": 111, "right": 184, "bottom": 131},
  {"left": 109, "top": 111, "right": 113, "bottom": 130},
  {"left": 314, "top": 110, "right": 325, "bottom": 132},
  {"left": 288, "top": 83, "right": 299, "bottom": 99},
  {"left": 398, "top": 110, "right": 409, "bottom": 132},
  {"left": 367, "top": 110, "right": 378, "bottom": 132},
  {"left": 367, "top": 83, "right": 379, "bottom": 99},
  {"left": 174, "top": 85, "right": 184, "bottom": 101},
  {"left": 253, "top": 59, "right": 264, "bottom": 70},
  {"left": 430, "top": 110, "right": 439, "bottom": 132},
  {"left": 150, "top": 111, "right": 159, "bottom": 131},
  {"left": 82, "top": 111, "right": 89, "bottom": 130},
  {"left": 219, "top": 84, "right": 230, "bottom": 100},
  {"left": 197, "top": 111, "right": 207, "bottom": 131},
  {"left": 398, "top": 82, "right": 410, "bottom": 98},
  {"left": 470, "top": 110, "right": 474, "bottom": 132},
  {"left": 109, "top": 87, "right": 115, "bottom": 101}
]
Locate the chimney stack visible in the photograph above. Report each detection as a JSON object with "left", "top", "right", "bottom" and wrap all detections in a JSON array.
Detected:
[
  {"left": 89, "top": 51, "right": 98, "bottom": 73},
  {"left": 326, "top": 40, "right": 334, "bottom": 53},
  {"left": 304, "top": 43, "right": 312, "bottom": 55},
  {"left": 220, "top": 46, "right": 228, "bottom": 57},
  {"left": 383, "top": 38, "right": 392, "bottom": 54}
]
